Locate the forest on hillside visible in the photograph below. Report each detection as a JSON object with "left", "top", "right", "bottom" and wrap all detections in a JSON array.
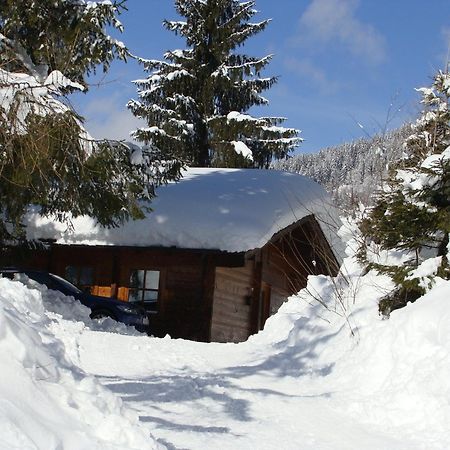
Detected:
[{"left": 273, "top": 124, "right": 412, "bottom": 211}]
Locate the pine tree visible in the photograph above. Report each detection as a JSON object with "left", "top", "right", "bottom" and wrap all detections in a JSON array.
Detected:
[
  {"left": 128, "top": 0, "right": 301, "bottom": 169},
  {"left": 0, "top": 0, "right": 129, "bottom": 89},
  {"left": 0, "top": 1, "right": 166, "bottom": 242},
  {"left": 360, "top": 69, "right": 450, "bottom": 313}
]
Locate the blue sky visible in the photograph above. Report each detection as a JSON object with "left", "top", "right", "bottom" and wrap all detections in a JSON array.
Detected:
[{"left": 73, "top": 0, "right": 450, "bottom": 154}]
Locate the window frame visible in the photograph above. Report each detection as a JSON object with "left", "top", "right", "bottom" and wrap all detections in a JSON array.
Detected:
[{"left": 128, "top": 268, "right": 161, "bottom": 313}]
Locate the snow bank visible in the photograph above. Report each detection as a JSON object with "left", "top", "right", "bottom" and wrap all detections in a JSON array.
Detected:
[
  {"left": 24, "top": 168, "right": 343, "bottom": 256},
  {"left": 0, "top": 277, "right": 163, "bottom": 450},
  {"left": 249, "top": 219, "right": 450, "bottom": 448}
]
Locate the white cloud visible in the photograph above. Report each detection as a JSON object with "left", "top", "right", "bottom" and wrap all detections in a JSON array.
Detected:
[
  {"left": 442, "top": 26, "right": 450, "bottom": 42},
  {"left": 80, "top": 95, "right": 144, "bottom": 142},
  {"left": 296, "top": 0, "right": 386, "bottom": 65},
  {"left": 284, "top": 57, "right": 341, "bottom": 94}
]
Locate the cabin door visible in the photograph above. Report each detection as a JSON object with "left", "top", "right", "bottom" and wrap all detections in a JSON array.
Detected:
[{"left": 259, "top": 282, "right": 271, "bottom": 330}]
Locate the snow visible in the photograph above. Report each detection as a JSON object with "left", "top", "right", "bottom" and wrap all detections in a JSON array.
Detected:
[
  {"left": 406, "top": 256, "right": 443, "bottom": 289},
  {"left": 0, "top": 68, "right": 95, "bottom": 154},
  {"left": 0, "top": 276, "right": 161, "bottom": 450},
  {"left": 421, "top": 145, "right": 450, "bottom": 168},
  {"left": 273, "top": 125, "right": 411, "bottom": 211},
  {"left": 165, "top": 49, "right": 185, "bottom": 58},
  {"left": 44, "top": 70, "right": 84, "bottom": 92},
  {"left": 227, "top": 110, "right": 261, "bottom": 123},
  {"left": 24, "top": 168, "right": 343, "bottom": 256},
  {"left": 139, "top": 126, "right": 167, "bottom": 136},
  {"left": 262, "top": 124, "right": 290, "bottom": 133},
  {"left": 0, "top": 69, "right": 78, "bottom": 134},
  {"left": 211, "top": 56, "right": 273, "bottom": 78},
  {"left": 3, "top": 219, "right": 449, "bottom": 449},
  {"left": 231, "top": 140, "right": 253, "bottom": 160},
  {"left": 166, "top": 69, "right": 191, "bottom": 81},
  {"left": 396, "top": 144, "right": 449, "bottom": 194},
  {"left": 416, "top": 87, "right": 435, "bottom": 98}
]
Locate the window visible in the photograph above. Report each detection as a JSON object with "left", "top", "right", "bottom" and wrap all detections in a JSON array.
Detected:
[
  {"left": 128, "top": 269, "right": 160, "bottom": 313},
  {"left": 65, "top": 266, "right": 94, "bottom": 292}
]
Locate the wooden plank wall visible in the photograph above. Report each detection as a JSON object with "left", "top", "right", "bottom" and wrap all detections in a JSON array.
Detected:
[
  {"left": 258, "top": 217, "right": 338, "bottom": 327},
  {"left": 210, "top": 260, "right": 254, "bottom": 343},
  {"left": 110, "top": 248, "right": 213, "bottom": 341},
  {"left": 258, "top": 222, "right": 318, "bottom": 326},
  {"left": 0, "top": 246, "right": 51, "bottom": 271},
  {"left": 161, "top": 264, "right": 211, "bottom": 341}
]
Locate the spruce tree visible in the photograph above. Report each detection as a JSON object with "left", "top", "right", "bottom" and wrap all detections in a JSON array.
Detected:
[
  {"left": 0, "top": 0, "right": 128, "bottom": 89},
  {"left": 128, "top": 0, "right": 301, "bottom": 169},
  {"left": 360, "top": 69, "right": 450, "bottom": 313},
  {"left": 0, "top": 1, "right": 165, "bottom": 242}
]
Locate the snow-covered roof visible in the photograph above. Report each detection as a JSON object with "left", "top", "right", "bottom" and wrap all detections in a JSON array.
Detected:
[{"left": 25, "top": 168, "right": 342, "bottom": 254}]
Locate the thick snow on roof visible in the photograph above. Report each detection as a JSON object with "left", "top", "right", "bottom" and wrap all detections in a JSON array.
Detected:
[{"left": 25, "top": 168, "right": 342, "bottom": 254}]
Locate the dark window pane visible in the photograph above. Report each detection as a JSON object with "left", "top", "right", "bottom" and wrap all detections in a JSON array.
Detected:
[
  {"left": 38, "top": 275, "right": 59, "bottom": 291},
  {"left": 143, "top": 290, "right": 158, "bottom": 301},
  {"left": 145, "top": 271, "right": 160, "bottom": 290},
  {"left": 128, "top": 289, "right": 141, "bottom": 302},
  {"left": 65, "top": 266, "right": 77, "bottom": 285},
  {"left": 129, "top": 270, "right": 146, "bottom": 288},
  {"left": 129, "top": 270, "right": 138, "bottom": 288},
  {"left": 80, "top": 267, "right": 93, "bottom": 286}
]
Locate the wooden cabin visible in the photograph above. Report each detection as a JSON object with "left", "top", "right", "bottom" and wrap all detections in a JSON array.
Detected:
[{"left": 7, "top": 169, "right": 342, "bottom": 342}]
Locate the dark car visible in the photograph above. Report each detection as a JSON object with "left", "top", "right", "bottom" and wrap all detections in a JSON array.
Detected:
[{"left": 0, "top": 269, "right": 150, "bottom": 332}]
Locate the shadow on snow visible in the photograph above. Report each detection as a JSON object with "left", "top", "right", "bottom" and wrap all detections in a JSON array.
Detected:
[{"left": 100, "top": 302, "right": 342, "bottom": 446}]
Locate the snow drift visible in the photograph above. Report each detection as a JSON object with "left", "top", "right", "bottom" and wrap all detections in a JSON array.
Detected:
[
  {"left": 251, "top": 220, "right": 450, "bottom": 448},
  {"left": 0, "top": 277, "right": 162, "bottom": 450}
]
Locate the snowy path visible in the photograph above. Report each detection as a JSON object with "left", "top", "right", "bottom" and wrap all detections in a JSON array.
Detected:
[
  {"left": 3, "top": 227, "right": 448, "bottom": 449},
  {"left": 76, "top": 331, "right": 420, "bottom": 450}
]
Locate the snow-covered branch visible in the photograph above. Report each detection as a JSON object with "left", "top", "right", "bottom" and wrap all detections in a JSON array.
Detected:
[{"left": 0, "top": 33, "right": 48, "bottom": 82}]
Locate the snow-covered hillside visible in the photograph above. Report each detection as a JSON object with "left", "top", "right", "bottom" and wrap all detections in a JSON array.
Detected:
[
  {"left": 273, "top": 125, "right": 411, "bottom": 210},
  {"left": 1, "top": 221, "right": 449, "bottom": 449}
]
